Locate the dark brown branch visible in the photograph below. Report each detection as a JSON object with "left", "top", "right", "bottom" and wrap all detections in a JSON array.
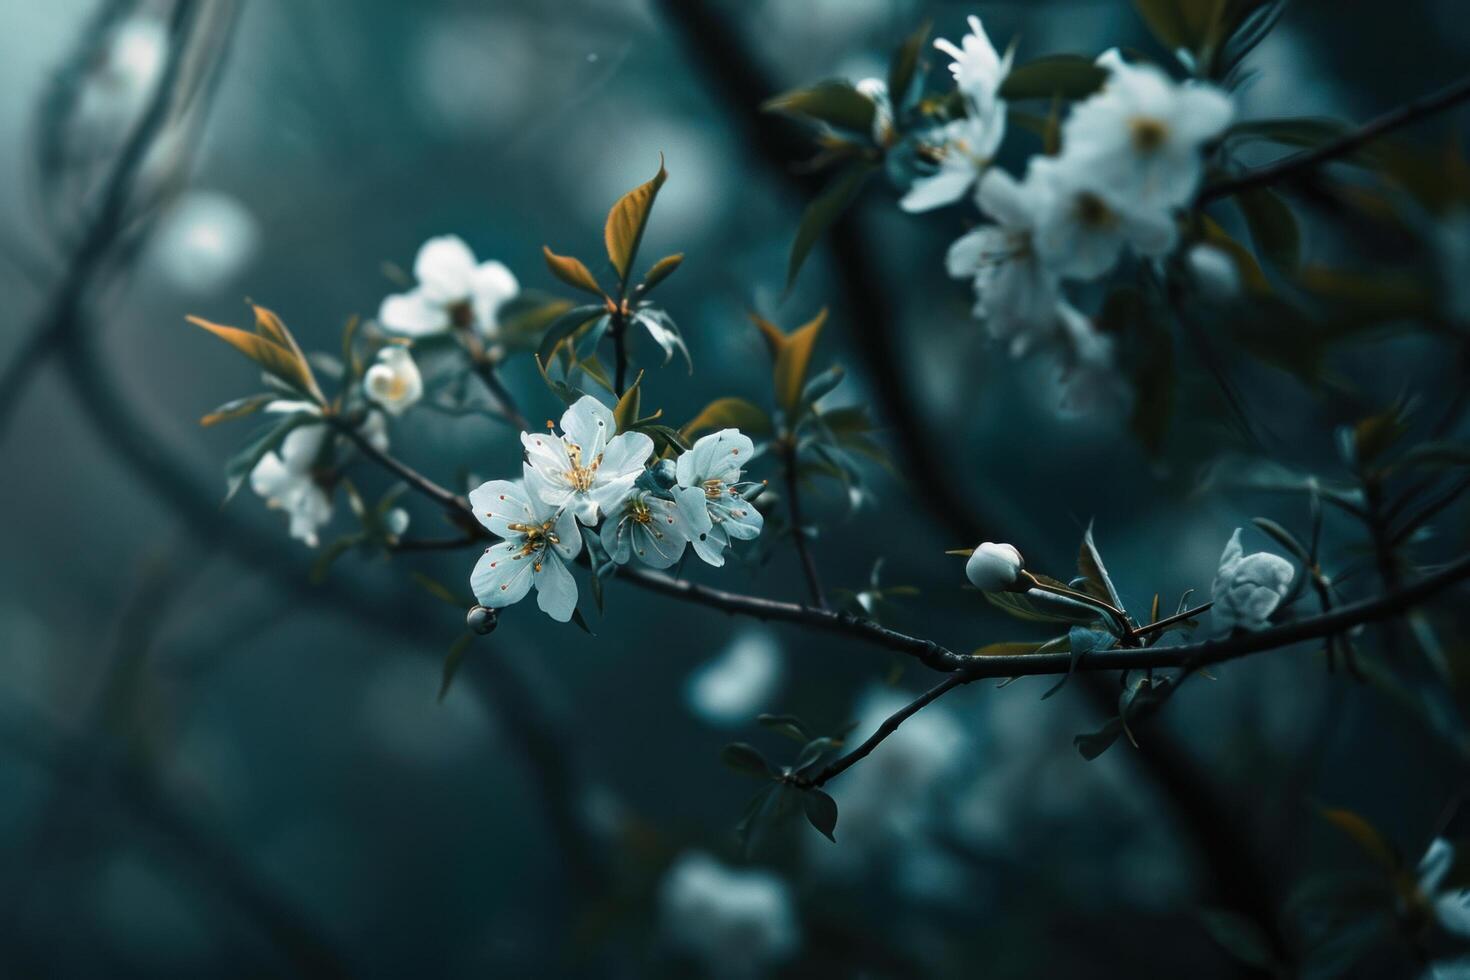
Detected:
[
  {"left": 797, "top": 673, "right": 971, "bottom": 788},
  {"left": 1200, "top": 72, "right": 1470, "bottom": 203}
]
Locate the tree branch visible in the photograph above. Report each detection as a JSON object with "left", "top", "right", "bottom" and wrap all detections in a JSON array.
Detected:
[{"left": 1200, "top": 71, "right": 1470, "bottom": 203}]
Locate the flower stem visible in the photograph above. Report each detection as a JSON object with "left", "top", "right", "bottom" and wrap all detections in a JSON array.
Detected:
[
  {"left": 611, "top": 312, "right": 628, "bottom": 398},
  {"left": 1130, "top": 602, "right": 1214, "bottom": 639},
  {"left": 782, "top": 441, "right": 827, "bottom": 609},
  {"left": 1020, "top": 570, "right": 1130, "bottom": 632}
]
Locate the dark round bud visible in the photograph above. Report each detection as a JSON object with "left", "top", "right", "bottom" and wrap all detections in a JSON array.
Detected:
[
  {"left": 466, "top": 604, "right": 498, "bottom": 635},
  {"left": 651, "top": 458, "right": 678, "bottom": 489}
]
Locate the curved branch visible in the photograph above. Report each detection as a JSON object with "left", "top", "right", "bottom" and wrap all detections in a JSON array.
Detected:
[{"left": 1200, "top": 71, "right": 1470, "bottom": 203}]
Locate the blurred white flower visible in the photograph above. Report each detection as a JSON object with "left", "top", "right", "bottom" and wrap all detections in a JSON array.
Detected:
[
  {"left": 147, "top": 191, "right": 259, "bottom": 294},
  {"left": 248, "top": 404, "right": 388, "bottom": 548},
  {"left": 378, "top": 235, "right": 518, "bottom": 339},
  {"left": 76, "top": 16, "right": 168, "bottom": 133},
  {"left": 684, "top": 628, "right": 783, "bottom": 727},
  {"left": 363, "top": 345, "right": 423, "bottom": 416},
  {"left": 674, "top": 429, "right": 765, "bottom": 567},
  {"left": 1031, "top": 155, "right": 1177, "bottom": 280},
  {"left": 1418, "top": 838, "right": 1470, "bottom": 939},
  {"left": 965, "top": 542, "right": 1024, "bottom": 592},
  {"left": 855, "top": 77, "right": 894, "bottom": 146},
  {"left": 659, "top": 851, "right": 799, "bottom": 980},
  {"left": 467, "top": 479, "right": 582, "bottom": 622},
  {"left": 384, "top": 507, "right": 410, "bottom": 539},
  {"left": 1053, "top": 301, "right": 1133, "bottom": 420},
  {"left": 946, "top": 165, "right": 1060, "bottom": 354},
  {"left": 901, "top": 109, "right": 1008, "bottom": 213},
  {"left": 1210, "top": 528, "right": 1294, "bottom": 633},
  {"left": 522, "top": 396, "right": 653, "bottom": 526},
  {"left": 250, "top": 422, "right": 332, "bottom": 548},
  {"left": 1187, "top": 243, "right": 1243, "bottom": 300},
  {"left": 1062, "top": 49, "right": 1233, "bottom": 209},
  {"left": 933, "top": 14, "right": 1011, "bottom": 110}
]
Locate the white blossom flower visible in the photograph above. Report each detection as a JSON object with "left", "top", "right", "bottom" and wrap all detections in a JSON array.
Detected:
[
  {"left": 362, "top": 345, "right": 423, "bottom": 416},
  {"left": 684, "top": 628, "right": 783, "bottom": 727},
  {"left": 1062, "top": 50, "right": 1233, "bottom": 209},
  {"left": 599, "top": 489, "right": 704, "bottom": 569},
  {"left": 247, "top": 403, "right": 389, "bottom": 548},
  {"left": 673, "top": 429, "right": 764, "bottom": 567},
  {"left": 77, "top": 17, "right": 168, "bottom": 134},
  {"left": 523, "top": 396, "right": 654, "bottom": 527},
  {"left": 1053, "top": 301, "right": 1134, "bottom": 419},
  {"left": 467, "top": 480, "right": 582, "bottom": 622},
  {"left": 250, "top": 426, "right": 332, "bottom": 548},
  {"left": 946, "top": 165, "right": 1060, "bottom": 354},
  {"left": 1210, "top": 528, "right": 1295, "bottom": 633},
  {"left": 1417, "top": 839, "right": 1470, "bottom": 939},
  {"left": 1030, "top": 155, "right": 1178, "bottom": 280},
  {"left": 933, "top": 15, "right": 1011, "bottom": 110},
  {"left": 965, "top": 542, "right": 1024, "bottom": 591},
  {"left": 659, "top": 851, "right": 799, "bottom": 980},
  {"left": 1187, "top": 243, "right": 1243, "bottom": 299},
  {"left": 378, "top": 235, "right": 519, "bottom": 339},
  {"left": 900, "top": 108, "right": 1008, "bottom": 213}
]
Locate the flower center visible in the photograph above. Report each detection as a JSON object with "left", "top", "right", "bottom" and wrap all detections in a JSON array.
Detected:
[
  {"left": 448, "top": 301, "right": 475, "bottom": 329},
  {"left": 563, "top": 443, "right": 602, "bottom": 493},
  {"left": 1129, "top": 117, "right": 1169, "bottom": 153},
  {"left": 507, "top": 519, "right": 559, "bottom": 559},
  {"left": 1074, "top": 192, "right": 1117, "bottom": 229},
  {"left": 629, "top": 499, "right": 654, "bottom": 525},
  {"left": 703, "top": 479, "right": 725, "bottom": 501}
]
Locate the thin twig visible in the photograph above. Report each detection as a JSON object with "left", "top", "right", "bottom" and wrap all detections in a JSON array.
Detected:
[
  {"left": 1200, "top": 72, "right": 1470, "bottom": 203},
  {"left": 797, "top": 673, "right": 971, "bottom": 788},
  {"left": 782, "top": 441, "right": 827, "bottom": 609}
]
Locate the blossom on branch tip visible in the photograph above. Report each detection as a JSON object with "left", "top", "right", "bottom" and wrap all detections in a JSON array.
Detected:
[
  {"left": 378, "top": 235, "right": 519, "bottom": 339},
  {"left": 1061, "top": 49, "right": 1233, "bottom": 209},
  {"left": 674, "top": 429, "right": 764, "bottom": 567},
  {"left": 363, "top": 345, "right": 423, "bottom": 416},
  {"left": 468, "top": 479, "right": 582, "bottom": 622},
  {"left": 1210, "top": 528, "right": 1294, "bottom": 633},
  {"left": 933, "top": 15, "right": 1011, "bottom": 111},
  {"left": 1416, "top": 839, "right": 1470, "bottom": 940},
  {"left": 1030, "top": 155, "right": 1178, "bottom": 281},
  {"left": 964, "top": 541, "right": 1024, "bottom": 592}
]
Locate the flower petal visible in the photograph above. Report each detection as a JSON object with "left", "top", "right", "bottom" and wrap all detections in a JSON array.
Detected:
[
  {"left": 561, "top": 395, "right": 615, "bottom": 459},
  {"left": 470, "top": 541, "right": 535, "bottom": 608},
  {"left": 468, "top": 479, "right": 536, "bottom": 539},
  {"left": 378, "top": 289, "right": 449, "bottom": 336},
  {"left": 900, "top": 166, "right": 977, "bottom": 214},
  {"left": 414, "top": 235, "right": 478, "bottom": 303},
  {"left": 533, "top": 554, "right": 578, "bottom": 622}
]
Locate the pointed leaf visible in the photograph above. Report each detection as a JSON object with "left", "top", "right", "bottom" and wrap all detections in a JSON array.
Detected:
[
  {"left": 774, "top": 308, "right": 827, "bottom": 415},
  {"left": 999, "top": 55, "right": 1108, "bottom": 101},
  {"left": 681, "top": 397, "right": 774, "bottom": 441},
  {"left": 640, "top": 253, "right": 684, "bottom": 294},
  {"left": 1236, "top": 186, "right": 1300, "bottom": 275},
  {"left": 614, "top": 371, "right": 643, "bottom": 432},
  {"left": 605, "top": 156, "right": 667, "bottom": 285},
  {"left": 762, "top": 81, "right": 876, "bottom": 133},
  {"left": 187, "top": 315, "right": 324, "bottom": 405},
  {"left": 722, "top": 742, "right": 774, "bottom": 779},
  {"left": 888, "top": 19, "right": 932, "bottom": 109},
  {"left": 1322, "top": 808, "right": 1400, "bottom": 870},
  {"left": 542, "top": 246, "right": 605, "bottom": 297},
  {"left": 787, "top": 161, "right": 876, "bottom": 289},
  {"left": 802, "top": 788, "right": 839, "bottom": 842},
  {"left": 200, "top": 393, "right": 275, "bottom": 427},
  {"left": 439, "top": 633, "right": 473, "bottom": 702}
]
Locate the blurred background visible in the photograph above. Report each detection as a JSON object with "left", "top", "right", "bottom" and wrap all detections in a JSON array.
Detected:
[{"left": 3, "top": 0, "right": 1470, "bottom": 977}]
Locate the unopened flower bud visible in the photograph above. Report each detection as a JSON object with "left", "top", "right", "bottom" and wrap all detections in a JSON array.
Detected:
[
  {"left": 650, "top": 457, "right": 678, "bottom": 489},
  {"left": 466, "top": 604, "right": 498, "bottom": 635},
  {"left": 965, "top": 542, "right": 1025, "bottom": 592}
]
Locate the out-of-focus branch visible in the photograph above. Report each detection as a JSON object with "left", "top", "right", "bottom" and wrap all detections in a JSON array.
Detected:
[{"left": 1199, "top": 72, "right": 1470, "bottom": 204}]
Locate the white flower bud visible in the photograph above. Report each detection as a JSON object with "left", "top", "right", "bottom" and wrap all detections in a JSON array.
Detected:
[
  {"left": 1210, "top": 529, "right": 1295, "bottom": 633},
  {"left": 1187, "top": 244, "right": 1241, "bottom": 300},
  {"left": 364, "top": 346, "right": 423, "bottom": 415},
  {"left": 384, "top": 507, "right": 410, "bottom": 538},
  {"left": 965, "top": 542, "right": 1024, "bottom": 592}
]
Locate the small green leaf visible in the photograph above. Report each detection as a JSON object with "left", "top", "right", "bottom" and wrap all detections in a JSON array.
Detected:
[
  {"left": 998, "top": 55, "right": 1108, "bottom": 101},
  {"left": 757, "top": 713, "right": 810, "bottom": 742},
  {"left": 542, "top": 246, "right": 605, "bottom": 297},
  {"left": 722, "top": 742, "right": 774, "bottom": 779},
  {"left": 887, "top": 19, "right": 932, "bottom": 109},
  {"left": 200, "top": 393, "right": 275, "bottom": 428},
  {"left": 439, "top": 633, "right": 473, "bottom": 702},
  {"left": 801, "top": 788, "right": 839, "bottom": 842},
  {"left": 536, "top": 305, "right": 606, "bottom": 366},
  {"left": 1236, "top": 187, "right": 1301, "bottom": 275},
  {"left": 1078, "top": 523, "right": 1124, "bottom": 609},
  {"left": 681, "top": 397, "right": 774, "bottom": 441},
  {"left": 762, "top": 80, "right": 877, "bottom": 133},
  {"left": 187, "top": 313, "right": 324, "bottom": 405},
  {"left": 787, "top": 161, "right": 877, "bottom": 289},
  {"left": 223, "top": 411, "right": 315, "bottom": 502},
  {"left": 1251, "top": 517, "right": 1311, "bottom": 564},
  {"left": 614, "top": 371, "right": 643, "bottom": 432},
  {"left": 605, "top": 156, "right": 667, "bottom": 285},
  {"left": 1321, "top": 808, "right": 1400, "bottom": 870},
  {"left": 640, "top": 253, "right": 684, "bottom": 294},
  {"left": 570, "top": 606, "right": 596, "bottom": 636},
  {"left": 773, "top": 308, "right": 827, "bottom": 415}
]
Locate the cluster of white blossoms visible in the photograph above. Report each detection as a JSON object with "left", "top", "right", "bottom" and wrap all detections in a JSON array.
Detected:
[
  {"left": 658, "top": 851, "right": 799, "bottom": 979},
  {"left": 249, "top": 344, "right": 424, "bottom": 548},
  {"left": 469, "top": 396, "right": 764, "bottom": 622},
  {"left": 378, "top": 234, "right": 520, "bottom": 344},
  {"left": 902, "top": 16, "right": 1234, "bottom": 416}
]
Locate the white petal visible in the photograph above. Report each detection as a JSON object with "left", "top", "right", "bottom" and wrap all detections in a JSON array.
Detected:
[
  {"left": 551, "top": 507, "right": 582, "bottom": 561},
  {"left": 601, "top": 431, "right": 654, "bottom": 479},
  {"left": 976, "top": 168, "right": 1038, "bottom": 228},
  {"left": 250, "top": 452, "right": 292, "bottom": 501},
  {"left": 712, "top": 493, "right": 764, "bottom": 541},
  {"left": 689, "top": 521, "right": 730, "bottom": 567},
  {"left": 378, "top": 289, "right": 449, "bottom": 337},
  {"left": 414, "top": 235, "right": 478, "bottom": 303},
  {"left": 470, "top": 260, "right": 519, "bottom": 329},
  {"left": 600, "top": 515, "right": 634, "bottom": 565},
  {"left": 900, "top": 166, "right": 976, "bottom": 213},
  {"left": 468, "top": 479, "right": 536, "bottom": 539},
  {"left": 470, "top": 541, "right": 535, "bottom": 608},
  {"left": 560, "top": 395, "right": 615, "bottom": 458},
  {"left": 1172, "top": 84, "right": 1235, "bottom": 145},
  {"left": 533, "top": 554, "right": 578, "bottom": 622},
  {"left": 279, "top": 423, "right": 328, "bottom": 472}
]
